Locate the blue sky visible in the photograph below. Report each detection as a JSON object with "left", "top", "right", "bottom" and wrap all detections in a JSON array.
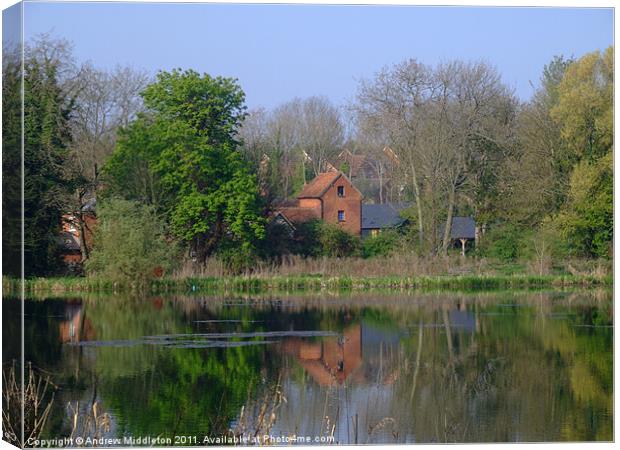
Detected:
[{"left": 9, "top": 2, "right": 616, "bottom": 109}]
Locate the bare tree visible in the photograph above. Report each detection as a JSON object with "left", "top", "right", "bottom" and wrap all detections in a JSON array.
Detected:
[
  {"left": 239, "top": 97, "right": 345, "bottom": 202},
  {"left": 297, "top": 96, "right": 345, "bottom": 176},
  {"left": 354, "top": 59, "right": 433, "bottom": 248},
  {"left": 433, "top": 61, "right": 516, "bottom": 254},
  {"left": 67, "top": 64, "right": 150, "bottom": 260},
  {"left": 354, "top": 59, "right": 516, "bottom": 255}
]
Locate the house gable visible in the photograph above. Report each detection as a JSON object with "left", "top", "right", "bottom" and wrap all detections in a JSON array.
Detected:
[
  {"left": 319, "top": 173, "right": 362, "bottom": 236},
  {"left": 271, "top": 171, "right": 363, "bottom": 236}
]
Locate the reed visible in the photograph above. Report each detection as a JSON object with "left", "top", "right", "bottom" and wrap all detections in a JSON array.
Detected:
[
  {"left": 2, "top": 362, "right": 57, "bottom": 448},
  {"left": 68, "top": 400, "right": 112, "bottom": 445}
]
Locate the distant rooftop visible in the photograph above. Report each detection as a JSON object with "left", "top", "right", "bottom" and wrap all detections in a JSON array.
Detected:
[
  {"left": 361, "top": 203, "right": 411, "bottom": 229},
  {"left": 276, "top": 206, "right": 321, "bottom": 225},
  {"left": 439, "top": 216, "right": 476, "bottom": 240},
  {"left": 298, "top": 172, "right": 341, "bottom": 198}
]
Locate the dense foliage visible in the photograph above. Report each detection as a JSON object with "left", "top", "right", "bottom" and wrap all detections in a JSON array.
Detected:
[
  {"left": 104, "top": 69, "right": 266, "bottom": 267},
  {"left": 361, "top": 230, "right": 400, "bottom": 258},
  {"left": 2, "top": 41, "right": 74, "bottom": 277},
  {"left": 86, "top": 199, "right": 178, "bottom": 283}
]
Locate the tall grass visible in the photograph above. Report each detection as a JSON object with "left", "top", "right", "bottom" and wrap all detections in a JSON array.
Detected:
[
  {"left": 173, "top": 253, "right": 612, "bottom": 279},
  {"left": 4, "top": 272, "right": 611, "bottom": 296},
  {"left": 3, "top": 255, "right": 611, "bottom": 295}
]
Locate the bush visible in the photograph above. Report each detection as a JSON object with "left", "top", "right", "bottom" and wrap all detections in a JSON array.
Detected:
[
  {"left": 362, "top": 230, "right": 400, "bottom": 258},
  {"left": 478, "top": 223, "right": 529, "bottom": 262},
  {"left": 217, "top": 245, "right": 260, "bottom": 274},
  {"left": 317, "top": 222, "right": 360, "bottom": 258},
  {"left": 263, "top": 219, "right": 361, "bottom": 259},
  {"left": 86, "top": 199, "right": 179, "bottom": 284},
  {"left": 260, "top": 221, "right": 296, "bottom": 260}
]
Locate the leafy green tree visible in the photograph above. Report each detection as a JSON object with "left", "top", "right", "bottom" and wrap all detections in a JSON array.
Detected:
[
  {"left": 551, "top": 47, "right": 613, "bottom": 162},
  {"left": 86, "top": 198, "right": 178, "bottom": 283},
  {"left": 2, "top": 47, "right": 23, "bottom": 276},
  {"left": 549, "top": 48, "right": 613, "bottom": 258},
  {"left": 499, "top": 56, "right": 573, "bottom": 225},
  {"left": 104, "top": 69, "right": 266, "bottom": 264},
  {"left": 2, "top": 38, "right": 75, "bottom": 277},
  {"left": 554, "top": 153, "right": 613, "bottom": 258}
]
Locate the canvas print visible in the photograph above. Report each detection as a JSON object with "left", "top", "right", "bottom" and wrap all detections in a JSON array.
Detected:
[{"left": 1, "top": 1, "right": 614, "bottom": 447}]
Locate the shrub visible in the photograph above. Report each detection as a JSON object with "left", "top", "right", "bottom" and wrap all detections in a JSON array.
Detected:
[
  {"left": 478, "top": 223, "right": 529, "bottom": 262},
  {"left": 362, "top": 230, "right": 400, "bottom": 258},
  {"left": 86, "top": 199, "right": 179, "bottom": 284},
  {"left": 263, "top": 219, "right": 361, "bottom": 259},
  {"left": 260, "top": 221, "right": 296, "bottom": 260},
  {"left": 217, "top": 245, "right": 260, "bottom": 274},
  {"left": 317, "top": 222, "right": 360, "bottom": 258}
]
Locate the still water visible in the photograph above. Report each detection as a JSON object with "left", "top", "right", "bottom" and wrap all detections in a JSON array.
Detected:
[{"left": 3, "top": 290, "right": 613, "bottom": 444}]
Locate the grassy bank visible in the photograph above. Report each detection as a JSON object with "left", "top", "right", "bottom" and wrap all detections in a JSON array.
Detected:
[{"left": 3, "top": 272, "right": 612, "bottom": 296}]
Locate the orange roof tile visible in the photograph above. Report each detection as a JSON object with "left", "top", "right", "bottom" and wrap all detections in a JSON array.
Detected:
[{"left": 298, "top": 172, "right": 341, "bottom": 198}]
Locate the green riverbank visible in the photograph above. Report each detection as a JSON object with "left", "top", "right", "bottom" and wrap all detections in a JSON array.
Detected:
[{"left": 3, "top": 273, "right": 612, "bottom": 296}]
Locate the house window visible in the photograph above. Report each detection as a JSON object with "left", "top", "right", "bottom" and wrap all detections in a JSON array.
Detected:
[
  {"left": 338, "top": 210, "right": 346, "bottom": 222},
  {"left": 337, "top": 186, "right": 345, "bottom": 197}
]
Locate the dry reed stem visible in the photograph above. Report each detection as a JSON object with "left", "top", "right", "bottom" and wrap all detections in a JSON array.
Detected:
[{"left": 2, "top": 362, "right": 56, "bottom": 447}]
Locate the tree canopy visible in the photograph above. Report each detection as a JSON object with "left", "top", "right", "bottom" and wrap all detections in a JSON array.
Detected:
[{"left": 104, "top": 69, "right": 266, "bottom": 265}]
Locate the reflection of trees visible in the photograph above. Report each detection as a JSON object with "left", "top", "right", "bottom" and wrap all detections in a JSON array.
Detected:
[
  {"left": 11, "top": 289, "right": 613, "bottom": 443},
  {"left": 388, "top": 295, "right": 612, "bottom": 442}
]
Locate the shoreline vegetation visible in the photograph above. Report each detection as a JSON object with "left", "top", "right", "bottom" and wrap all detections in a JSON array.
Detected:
[
  {"left": 4, "top": 255, "right": 612, "bottom": 295},
  {"left": 4, "top": 273, "right": 611, "bottom": 296}
]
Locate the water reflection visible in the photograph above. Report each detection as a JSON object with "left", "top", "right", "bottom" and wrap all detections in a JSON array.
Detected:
[{"left": 3, "top": 290, "right": 613, "bottom": 444}]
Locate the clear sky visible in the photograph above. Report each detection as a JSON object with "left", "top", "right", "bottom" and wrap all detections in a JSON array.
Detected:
[{"left": 11, "top": 2, "right": 616, "bottom": 109}]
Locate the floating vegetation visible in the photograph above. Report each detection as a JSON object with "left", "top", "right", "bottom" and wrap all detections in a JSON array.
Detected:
[{"left": 68, "top": 330, "right": 338, "bottom": 348}]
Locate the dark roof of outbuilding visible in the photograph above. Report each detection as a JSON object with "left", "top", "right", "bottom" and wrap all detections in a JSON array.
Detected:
[
  {"left": 361, "top": 203, "right": 411, "bottom": 229},
  {"left": 439, "top": 216, "right": 476, "bottom": 239}
]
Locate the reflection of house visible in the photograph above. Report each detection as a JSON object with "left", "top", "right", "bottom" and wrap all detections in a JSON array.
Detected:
[
  {"left": 361, "top": 203, "right": 411, "bottom": 238},
  {"left": 439, "top": 216, "right": 476, "bottom": 255},
  {"left": 274, "top": 171, "right": 363, "bottom": 236},
  {"left": 281, "top": 325, "right": 362, "bottom": 386},
  {"left": 59, "top": 302, "right": 95, "bottom": 344}
]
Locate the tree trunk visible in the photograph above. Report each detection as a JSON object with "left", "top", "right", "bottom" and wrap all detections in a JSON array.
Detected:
[
  {"left": 78, "top": 213, "right": 89, "bottom": 262},
  {"left": 410, "top": 163, "right": 424, "bottom": 248},
  {"left": 441, "top": 184, "right": 456, "bottom": 256},
  {"left": 378, "top": 165, "right": 384, "bottom": 204}
]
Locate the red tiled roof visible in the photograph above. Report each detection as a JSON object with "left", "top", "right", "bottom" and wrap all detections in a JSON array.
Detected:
[
  {"left": 298, "top": 172, "right": 341, "bottom": 198},
  {"left": 277, "top": 206, "right": 321, "bottom": 224}
]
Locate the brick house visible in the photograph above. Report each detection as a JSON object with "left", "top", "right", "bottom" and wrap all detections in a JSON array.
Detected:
[
  {"left": 275, "top": 171, "right": 363, "bottom": 236},
  {"left": 58, "top": 199, "right": 97, "bottom": 267}
]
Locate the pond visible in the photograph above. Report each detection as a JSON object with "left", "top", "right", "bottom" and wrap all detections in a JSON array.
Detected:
[{"left": 3, "top": 289, "right": 613, "bottom": 445}]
